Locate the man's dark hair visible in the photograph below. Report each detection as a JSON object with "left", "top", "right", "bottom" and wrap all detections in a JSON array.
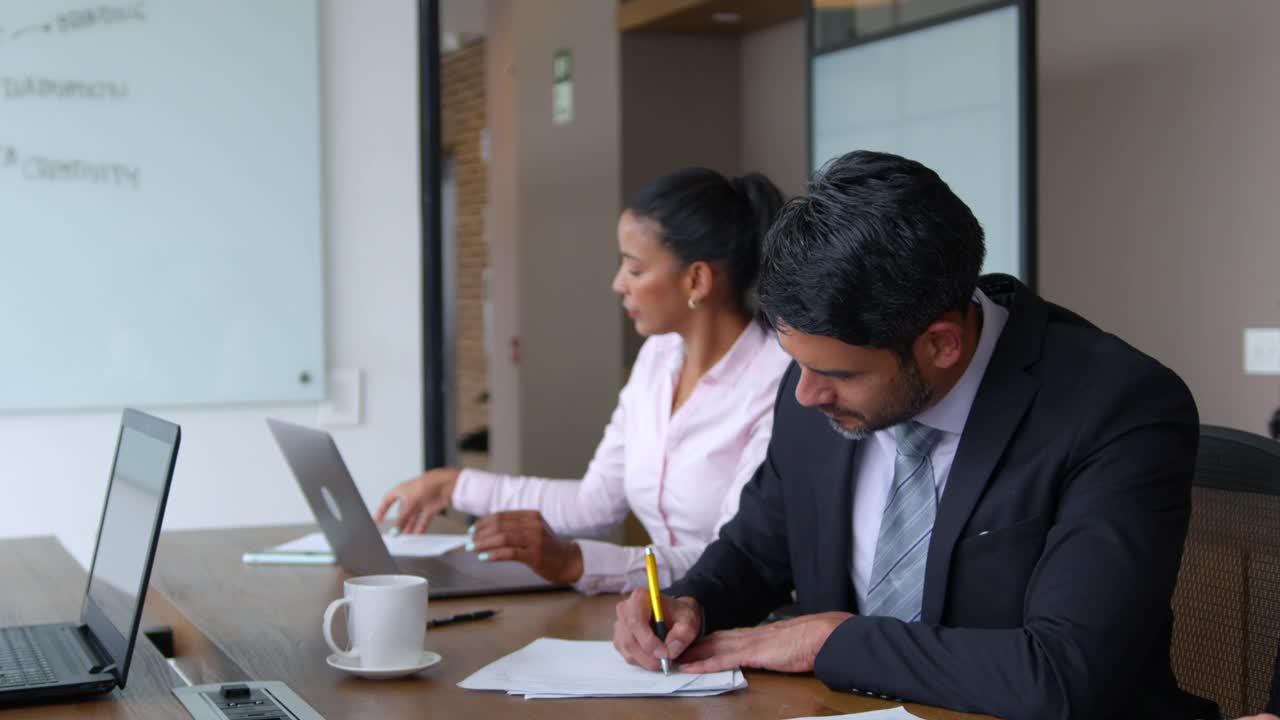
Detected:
[{"left": 758, "top": 150, "right": 986, "bottom": 357}]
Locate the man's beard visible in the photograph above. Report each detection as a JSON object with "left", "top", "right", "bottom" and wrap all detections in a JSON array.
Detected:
[{"left": 824, "top": 358, "right": 933, "bottom": 441}]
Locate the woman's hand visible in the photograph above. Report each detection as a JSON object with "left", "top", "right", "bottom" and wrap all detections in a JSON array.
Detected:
[
  {"left": 373, "top": 468, "right": 462, "bottom": 534},
  {"left": 467, "top": 510, "right": 584, "bottom": 584}
]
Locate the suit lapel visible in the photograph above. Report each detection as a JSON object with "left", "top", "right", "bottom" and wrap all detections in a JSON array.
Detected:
[
  {"left": 921, "top": 278, "right": 1045, "bottom": 624},
  {"left": 814, "top": 432, "right": 858, "bottom": 613}
]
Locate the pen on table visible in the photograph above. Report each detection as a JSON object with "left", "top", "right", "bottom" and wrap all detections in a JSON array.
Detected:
[
  {"left": 643, "top": 545, "right": 671, "bottom": 676},
  {"left": 427, "top": 609, "right": 498, "bottom": 628}
]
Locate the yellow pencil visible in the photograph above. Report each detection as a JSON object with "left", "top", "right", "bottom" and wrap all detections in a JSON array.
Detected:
[{"left": 643, "top": 545, "right": 671, "bottom": 675}]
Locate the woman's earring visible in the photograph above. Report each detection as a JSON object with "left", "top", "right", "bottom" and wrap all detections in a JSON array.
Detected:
[{"left": 688, "top": 297, "right": 698, "bottom": 310}]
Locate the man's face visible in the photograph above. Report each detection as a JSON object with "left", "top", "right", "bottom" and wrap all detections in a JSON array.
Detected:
[{"left": 777, "top": 327, "right": 934, "bottom": 440}]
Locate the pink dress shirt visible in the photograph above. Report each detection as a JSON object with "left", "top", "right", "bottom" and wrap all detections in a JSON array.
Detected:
[{"left": 451, "top": 321, "right": 791, "bottom": 594}]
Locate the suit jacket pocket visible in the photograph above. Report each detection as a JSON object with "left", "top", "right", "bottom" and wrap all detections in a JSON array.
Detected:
[{"left": 946, "top": 513, "right": 1049, "bottom": 627}]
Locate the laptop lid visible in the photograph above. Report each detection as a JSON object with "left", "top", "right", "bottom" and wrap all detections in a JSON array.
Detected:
[
  {"left": 266, "top": 419, "right": 398, "bottom": 577},
  {"left": 79, "top": 409, "right": 180, "bottom": 688},
  {"left": 266, "top": 419, "right": 567, "bottom": 597}
]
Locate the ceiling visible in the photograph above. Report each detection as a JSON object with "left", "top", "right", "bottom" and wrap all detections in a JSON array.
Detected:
[{"left": 618, "top": 0, "right": 806, "bottom": 34}]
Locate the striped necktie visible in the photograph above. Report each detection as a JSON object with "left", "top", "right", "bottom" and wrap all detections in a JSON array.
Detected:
[{"left": 862, "top": 421, "right": 943, "bottom": 622}]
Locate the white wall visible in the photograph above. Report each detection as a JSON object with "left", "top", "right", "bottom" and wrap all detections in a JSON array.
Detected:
[
  {"left": 0, "top": 0, "right": 425, "bottom": 567},
  {"left": 514, "top": 0, "right": 623, "bottom": 478},
  {"left": 1038, "top": 0, "right": 1280, "bottom": 433},
  {"left": 484, "top": 1, "right": 624, "bottom": 479},
  {"left": 741, "top": 18, "right": 807, "bottom": 198}
]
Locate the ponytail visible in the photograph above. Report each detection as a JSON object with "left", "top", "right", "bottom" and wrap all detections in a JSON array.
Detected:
[{"left": 626, "top": 167, "right": 785, "bottom": 315}]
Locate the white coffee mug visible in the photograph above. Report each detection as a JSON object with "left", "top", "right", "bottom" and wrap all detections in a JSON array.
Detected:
[{"left": 322, "top": 574, "right": 428, "bottom": 669}]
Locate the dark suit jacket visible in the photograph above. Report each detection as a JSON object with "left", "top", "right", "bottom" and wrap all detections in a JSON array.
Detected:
[{"left": 668, "top": 275, "right": 1213, "bottom": 720}]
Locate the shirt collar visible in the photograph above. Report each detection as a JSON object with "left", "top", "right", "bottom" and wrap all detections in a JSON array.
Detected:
[
  {"left": 666, "top": 320, "right": 769, "bottom": 386},
  {"left": 913, "top": 288, "right": 1009, "bottom": 436}
]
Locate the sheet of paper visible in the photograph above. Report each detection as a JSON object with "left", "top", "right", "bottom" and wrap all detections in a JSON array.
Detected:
[
  {"left": 383, "top": 533, "right": 469, "bottom": 557},
  {"left": 520, "top": 671, "right": 747, "bottom": 699},
  {"left": 458, "top": 638, "right": 746, "bottom": 699},
  {"left": 785, "top": 707, "right": 920, "bottom": 720},
  {"left": 271, "top": 531, "right": 331, "bottom": 553},
  {"left": 268, "top": 531, "right": 468, "bottom": 557}
]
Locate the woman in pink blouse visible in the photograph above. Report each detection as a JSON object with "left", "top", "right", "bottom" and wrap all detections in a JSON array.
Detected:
[{"left": 375, "top": 167, "right": 792, "bottom": 594}]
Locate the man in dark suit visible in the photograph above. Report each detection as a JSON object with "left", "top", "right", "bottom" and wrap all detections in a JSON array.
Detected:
[{"left": 612, "top": 151, "right": 1214, "bottom": 719}]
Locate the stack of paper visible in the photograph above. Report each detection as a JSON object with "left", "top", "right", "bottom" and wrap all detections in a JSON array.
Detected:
[
  {"left": 458, "top": 638, "right": 748, "bottom": 699},
  {"left": 785, "top": 708, "right": 921, "bottom": 719},
  {"left": 242, "top": 531, "right": 469, "bottom": 565}
]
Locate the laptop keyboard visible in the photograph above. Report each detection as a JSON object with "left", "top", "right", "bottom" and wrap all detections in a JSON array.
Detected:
[{"left": 0, "top": 627, "right": 57, "bottom": 689}]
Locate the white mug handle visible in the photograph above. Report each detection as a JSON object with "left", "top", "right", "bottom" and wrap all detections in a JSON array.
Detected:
[{"left": 322, "top": 598, "right": 360, "bottom": 662}]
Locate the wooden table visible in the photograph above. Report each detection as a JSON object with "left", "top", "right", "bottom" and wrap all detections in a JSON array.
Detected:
[
  {"left": 148, "top": 524, "right": 994, "bottom": 719},
  {"left": 0, "top": 536, "right": 190, "bottom": 719}
]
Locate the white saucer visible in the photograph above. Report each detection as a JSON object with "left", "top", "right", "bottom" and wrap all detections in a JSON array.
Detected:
[{"left": 326, "top": 651, "right": 442, "bottom": 680}]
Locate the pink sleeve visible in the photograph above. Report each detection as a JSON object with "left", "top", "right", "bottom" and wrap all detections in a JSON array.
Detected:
[
  {"left": 572, "top": 540, "right": 711, "bottom": 595},
  {"left": 571, "top": 356, "right": 784, "bottom": 595},
  {"left": 449, "top": 380, "right": 635, "bottom": 540}
]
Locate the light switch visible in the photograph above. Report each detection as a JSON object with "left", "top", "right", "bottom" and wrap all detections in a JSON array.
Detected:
[
  {"left": 1244, "top": 329, "right": 1280, "bottom": 375},
  {"left": 317, "top": 368, "right": 363, "bottom": 426}
]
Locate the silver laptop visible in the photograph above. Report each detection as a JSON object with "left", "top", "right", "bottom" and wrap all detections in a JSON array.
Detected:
[
  {"left": 0, "top": 409, "right": 180, "bottom": 707},
  {"left": 266, "top": 418, "right": 567, "bottom": 598}
]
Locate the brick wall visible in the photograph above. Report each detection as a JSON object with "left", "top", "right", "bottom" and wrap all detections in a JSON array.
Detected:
[{"left": 442, "top": 40, "right": 489, "bottom": 460}]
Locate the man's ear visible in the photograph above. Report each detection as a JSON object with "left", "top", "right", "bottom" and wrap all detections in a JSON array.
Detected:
[{"left": 919, "top": 314, "right": 966, "bottom": 370}]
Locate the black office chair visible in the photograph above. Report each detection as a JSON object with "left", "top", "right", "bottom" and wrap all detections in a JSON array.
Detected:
[
  {"left": 1269, "top": 637, "right": 1280, "bottom": 714},
  {"left": 1170, "top": 425, "right": 1280, "bottom": 718}
]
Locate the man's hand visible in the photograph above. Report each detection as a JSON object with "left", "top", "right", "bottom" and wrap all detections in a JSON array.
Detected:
[
  {"left": 373, "top": 467, "right": 462, "bottom": 533},
  {"left": 677, "top": 612, "right": 853, "bottom": 674},
  {"left": 467, "top": 511, "right": 584, "bottom": 584},
  {"left": 612, "top": 588, "right": 702, "bottom": 671}
]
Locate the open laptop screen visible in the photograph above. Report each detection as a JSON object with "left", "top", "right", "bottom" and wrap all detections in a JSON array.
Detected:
[{"left": 80, "top": 410, "right": 179, "bottom": 686}]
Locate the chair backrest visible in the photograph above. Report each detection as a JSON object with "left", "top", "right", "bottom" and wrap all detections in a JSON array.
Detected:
[
  {"left": 1171, "top": 425, "right": 1280, "bottom": 718},
  {"left": 1270, "top": 637, "right": 1280, "bottom": 714}
]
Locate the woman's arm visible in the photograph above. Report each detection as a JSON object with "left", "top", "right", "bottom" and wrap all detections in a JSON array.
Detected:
[
  {"left": 451, "top": 398, "right": 631, "bottom": 539},
  {"left": 572, "top": 395, "right": 777, "bottom": 594}
]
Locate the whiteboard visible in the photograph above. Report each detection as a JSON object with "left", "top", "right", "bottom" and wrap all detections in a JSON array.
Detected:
[
  {"left": 813, "top": 5, "right": 1024, "bottom": 279},
  {"left": 0, "top": 0, "right": 326, "bottom": 410}
]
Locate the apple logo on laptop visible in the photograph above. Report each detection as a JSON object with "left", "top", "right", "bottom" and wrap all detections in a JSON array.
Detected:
[{"left": 320, "top": 485, "right": 343, "bottom": 522}]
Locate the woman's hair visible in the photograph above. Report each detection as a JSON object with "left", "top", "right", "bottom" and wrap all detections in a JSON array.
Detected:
[{"left": 625, "top": 167, "right": 785, "bottom": 315}]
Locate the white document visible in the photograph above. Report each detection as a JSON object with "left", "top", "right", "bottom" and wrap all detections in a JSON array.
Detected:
[
  {"left": 520, "top": 670, "right": 747, "bottom": 699},
  {"left": 458, "top": 638, "right": 747, "bottom": 699},
  {"left": 785, "top": 708, "right": 920, "bottom": 720},
  {"left": 266, "top": 531, "right": 469, "bottom": 557},
  {"left": 383, "top": 533, "right": 470, "bottom": 557},
  {"left": 269, "top": 531, "right": 331, "bottom": 554}
]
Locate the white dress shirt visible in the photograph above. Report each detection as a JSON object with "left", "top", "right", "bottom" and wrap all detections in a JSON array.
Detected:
[{"left": 850, "top": 289, "right": 1009, "bottom": 609}]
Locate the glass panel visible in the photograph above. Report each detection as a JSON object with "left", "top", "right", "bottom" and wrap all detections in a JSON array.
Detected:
[
  {"left": 812, "top": 4, "right": 1022, "bottom": 278},
  {"left": 812, "top": 0, "right": 998, "bottom": 53}
]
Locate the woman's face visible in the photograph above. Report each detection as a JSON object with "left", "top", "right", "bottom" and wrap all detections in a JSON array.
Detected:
[{"left": 611, "top": 210, "right": 689, "bottom": 337}]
